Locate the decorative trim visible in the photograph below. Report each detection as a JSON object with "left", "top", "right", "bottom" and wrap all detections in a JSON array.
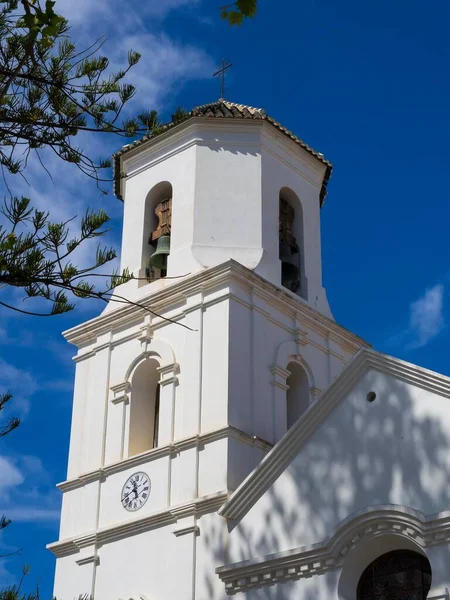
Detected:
[
  {"left": 57, "top": 426, "right": 272, "bottom": 492},
  {"left": 76, "top": 554, "right": 99, "bottom": 566},
  {"left": 62, "top": 261, "right": 368, "bottom": 355},
  {"left": 294, "top": 328, "right": 308, "bottom": 346},
  {"left": 216, "top": 505, "right": 450, "bottom": 595},
  {"left": 138, "top": 324, "right": 153, "bottom": 346},
  {"left": 74, "top": 533, "right": 97, "bottom": 548},
  {"left": 172, "top": 525, "right": 200, "bottom": 537},
  {"left": 110, "top": 381, "right": 131, "bottom": 405},
  {"left": 58, "top": 471, "right": 105, "bottom": 492},
  {"left": 158, "top": 362, "right": 179, "bottom": 387},
  {"left": 124, "top": 343, "right": 176, "bottom": 383},
  {"left": 270, "top": 365, "right": 290, "bottom": 378},
  {"left": 170, "top": 503, "right": 197, "bottom": 521},
  {"left": 219, "top": 348, "right": 450, "bottom": 521},
  {"left": 48, "top": 491, "right": 227, "bottom": 557},
  {"left": 270, "top": 365, "right": 290, "bottom": 391},
  {"left": 272, "top": 341, "right": 317, "bottom": 392}
]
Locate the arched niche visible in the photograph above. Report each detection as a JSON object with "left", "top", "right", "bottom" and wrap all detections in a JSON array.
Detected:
[
  {"left": 129, "top": 358, "right": 160, "bottom": 456},
  {"left": 141, "top": 181, "right": 173, "bottom": 284},
  {"left": 270, "top": 342, "right": 315, "bottom": 441},
  {"left": 286, "top": 361, "right": 310, "bottom": 429},
  {"left": 279, "top": 186, "right": 307, "bottom": 299}
]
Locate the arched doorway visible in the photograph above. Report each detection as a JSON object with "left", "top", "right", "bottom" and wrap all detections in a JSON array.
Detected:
[{"left": 357, "top": 550, "right": 431, "bottom": 600}]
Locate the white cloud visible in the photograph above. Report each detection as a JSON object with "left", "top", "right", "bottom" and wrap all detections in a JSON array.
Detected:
[
  {"left": 53, "top": 0, "right": 212, "bottom": 113},
  {"left": 0, "top": 457, "right": 24, "bottom": 499},
  {"left": 0, "top": 359, "right": 37, "bottom": 418},
  {"left": 113, "top": 31, "right": 214, "bottom": 110},
  {"left": 408, "top": 284, "right": 445, "bottom": 348},
  {"left": 55, "top": 0, "right": 200, "bottom": 25},
  {"left": 0, "top": 455, "right": 60, "bottom": 524},
  {"left": 4, "top": 507, "right": 60, "bottom": 522}
]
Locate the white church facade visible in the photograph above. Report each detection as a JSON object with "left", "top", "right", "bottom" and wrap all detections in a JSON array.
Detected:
[{"left": 48, "top": 100, "right": 450, "bottom": 600}]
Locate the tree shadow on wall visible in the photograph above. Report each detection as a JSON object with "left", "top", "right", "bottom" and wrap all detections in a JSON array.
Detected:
[{"left": 201, "top": 368, "right": 450, "bottom": 599}]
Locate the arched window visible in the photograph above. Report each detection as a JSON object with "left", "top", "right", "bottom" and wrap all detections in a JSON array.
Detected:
[
  {"left": 286, "top": 361, "right": 310, "bottom": 429},
  {"left": 128, "top": 359, "right": 161, "bottom": 457},
  {"left": 279, "top": 187, "right": 306, "bottom": 299},
  {"left": 357, "top": 550, "right": 432, "bottom": 600},
  {"left": 141, "top": 181, "right": 172, "bottom": 283}
]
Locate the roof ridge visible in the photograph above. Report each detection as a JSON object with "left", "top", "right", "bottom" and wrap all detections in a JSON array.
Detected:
[{"left": 220, "top": 99, "right": 267, "bottom": 116}]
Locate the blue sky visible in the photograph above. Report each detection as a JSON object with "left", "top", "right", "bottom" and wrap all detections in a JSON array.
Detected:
[{"left": 1, "top": 0, "right": 450, "bottom": 595}]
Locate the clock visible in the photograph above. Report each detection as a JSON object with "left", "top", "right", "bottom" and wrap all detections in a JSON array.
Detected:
[{"left": 121, "top": 472, "right": 151, "bottom": 512}]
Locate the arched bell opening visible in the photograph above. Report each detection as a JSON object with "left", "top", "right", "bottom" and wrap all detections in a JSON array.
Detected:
[
  {"left": 141, "top": 181, "right": 172, "bottom": 284},
  {"left": 279, "top": 187, "right": 307, "bottom": 300}
]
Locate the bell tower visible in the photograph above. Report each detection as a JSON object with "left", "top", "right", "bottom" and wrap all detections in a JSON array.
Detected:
[
  {"left": 112, "top": 99, "right": 333, "bottom": 317},
  {"left": 49, "top": 100, "right": 365, "bottom": 600}
]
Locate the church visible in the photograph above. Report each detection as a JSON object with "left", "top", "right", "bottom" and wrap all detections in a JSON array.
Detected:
[{"left": 48, "top": 99, "right": 450, "bottom": 600}]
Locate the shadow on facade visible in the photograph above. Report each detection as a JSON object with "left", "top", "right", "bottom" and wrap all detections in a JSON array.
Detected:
[{"left": 201, "top": 370, "right": 450, "bottom": 598}]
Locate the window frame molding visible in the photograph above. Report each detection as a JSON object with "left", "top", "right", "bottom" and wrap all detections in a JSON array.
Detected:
[{"left": 109, "top": 338, "right": 179, "bottom": 460}]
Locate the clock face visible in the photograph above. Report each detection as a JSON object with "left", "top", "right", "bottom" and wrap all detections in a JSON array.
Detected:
[{"left": 121, "top": 472, "right": 151, "bottom": 512}]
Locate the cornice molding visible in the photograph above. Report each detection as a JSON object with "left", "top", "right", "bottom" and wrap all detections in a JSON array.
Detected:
[
  {"left": 75, "top": 554, "right": 99, "bottom": 566},
  {"left": 120, "top": 119, "right": 325, "bottom": 188},
  {"left": 57, "top": 425, "right": 273, "bottom": 492},
  {"left": 310, "top": 387, "right": 322, "bottom": 397},
  {"left": 63, "top": 261, "right": 368, "bottom": 355},
  {"left": 110, "top": 381, "right": 131, "bottom": 405},
  {"left": 122, "top": 119, "right": 264, "bottom": 172},
  {"left": 219, "top": 348, "right": 450, "bottom": 522},
  {"left": 47, "top": 491, "right": 227, "bottom": 558},
  {"left": 216, "top": 505, "right": 450, "bottom": 595},
  {"left": 172, "top": 524, "right": 199, "bottom": 537}
]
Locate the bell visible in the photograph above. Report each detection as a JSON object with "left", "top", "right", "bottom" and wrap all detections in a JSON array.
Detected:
[
  {"left": 279, "top": 241, "right": 291, "bottom": 263},
  {"left": 282, "top": 262, "right": 300, "bottom": 293},
  {"left": 148, "top": 235, "right": 170, "bottom": 271}
]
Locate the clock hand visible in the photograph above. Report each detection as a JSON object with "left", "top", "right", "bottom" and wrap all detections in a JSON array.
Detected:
[
  {"left": 135, "top": 480, "right": 149, "bottom": 494},
  {"left": 122, "top": 487, "right": 137, "bottom": 502}
]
